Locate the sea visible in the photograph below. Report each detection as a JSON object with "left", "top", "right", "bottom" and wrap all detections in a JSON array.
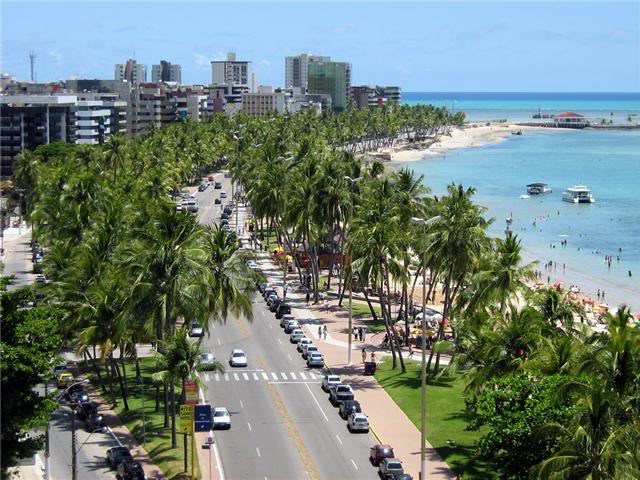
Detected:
[{"left": 400, "top": 92, "right": 640, "bottom": 311}]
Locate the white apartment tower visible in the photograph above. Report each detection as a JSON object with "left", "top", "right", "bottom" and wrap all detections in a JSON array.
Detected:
[
  {"left": 115, "top": 59, "right": 146, "bottom": 83},
  {"left": 211, "top": 52, "right": 256, "bottom": 91},
  {"left": 152, "top": 60, "right": 182, "bottom": 84},
  {"left": 285, "top": 54, "right": 331, "bottom": 90}
]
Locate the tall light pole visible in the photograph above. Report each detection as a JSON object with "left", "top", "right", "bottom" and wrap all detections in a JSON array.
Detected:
[
  {"left": 410, "top": 215, "right": 441, "bottom": 480},
  {"left": 232, "top": 131, "right": 242, "bottom": 235},
  {"left": 344, "top": 176, "right": 362, "bottom": 365}
]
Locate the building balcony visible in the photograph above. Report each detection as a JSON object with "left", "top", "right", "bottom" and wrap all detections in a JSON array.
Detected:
[
  {"left": 76, "top": 129, "right": 99, "bottom": 136},
  {"left": 76, "top": 120, "right": 99, "bottom": 127},
  {"left": 76, "top": 138, "right": 99, "bottom": 145},
  {"left": 76, "top": 109, "right": 111, "bottom": 118}
]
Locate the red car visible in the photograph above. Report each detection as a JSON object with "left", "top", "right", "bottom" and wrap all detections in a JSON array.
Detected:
[
  {"left": 370, "top": 444, "right": 395, "bottom": 466},
  {"left": 208, "top": 175, "right": 215, "bottom": 182}
]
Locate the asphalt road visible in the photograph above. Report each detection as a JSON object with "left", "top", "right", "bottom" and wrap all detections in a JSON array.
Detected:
[
  {"left": 2, "top": 228, "right": 36, "bottom": 290},
  {"left": 194, "top": 173, "right": 378, "bottom": 480}
]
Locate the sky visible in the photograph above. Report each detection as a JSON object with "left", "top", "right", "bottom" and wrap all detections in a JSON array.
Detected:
[{"left": 2, "top": 1, "right": 639, "bottom": 92}]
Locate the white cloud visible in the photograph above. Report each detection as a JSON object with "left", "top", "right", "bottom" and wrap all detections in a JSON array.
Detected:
[
  {"left": 259, "top": 59, "right": 271, "bottom": 67},
  {"left": 48, "top": 50, "right": 62, "bottom": 65},
  {"left": 194, "top": 52, "right": 227, "bottom": 70}
]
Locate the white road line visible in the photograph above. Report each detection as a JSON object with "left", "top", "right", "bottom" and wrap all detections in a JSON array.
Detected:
[
  {"left": 270, "top": 372, "right": 278, "bottom": 380},
  {"left": 277, "top": 338, "right": 283, "bottom": 345},
  {"left": 336, "top": 434, "right": 343, "bottom": 445},
  {"left": 233, "top": 373, "right": 240, "bottom": 381},
  {"left": 305, "top": 383, "right": 329, "bottom": 422},
  {"left": 204, "top": 373, "right": 210, "bottom": 382},
  {"left": 243, "top": 373, "right": 249, "bottom": 381},
  {"left": 287, "top": 353, "right": 292, "bottom": 361},
  {"left": 269, "top": 324, "right": 273, "bottom": 329},
  {"left": 253, "top": 372, "right": 259, "bottom": 380},
  {"left": 213, "top": 430, "right": 226, "bottom": 480},
  {"left": 216, "top": 335, "right": 222, "bottom": 346},
  {"left": 351, "top": 459, "right": 358, "bottom": 470},
  {"left": 299, "top": 372, "right": 307, "bottom": 380},
  {"left": 290, "top": 372, "right": 297, "bottom": 380},
  {"left": 256, "top": 447, "right": 261, "bottom": 457},
  {"left": 239, "top": 400, "right": 244, "bottom": 409},
  {"left": 214, "top": 373, "right": 220, "bottom": 382},
  {"left": 247, "top": 422, "right": 252, "bottom": 431},
  {"left": 310, "top": 372, "right": 318, "bottom": 379},
  {"left": 262, "top": 372, "right": 269, "bottom": 380},
  {"left": 224, "top": 373, "right": 229, "bottom": 381},
  {"left": 268, "top": 381, "right": 321, "bottom": 384},
  {"left": 281, "top": 372, "right": 288, "bottom": 380}
]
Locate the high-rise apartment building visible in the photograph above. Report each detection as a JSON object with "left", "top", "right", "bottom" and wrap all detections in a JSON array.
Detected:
[
  {"left": 241, "top": 86, "right": 287, "bottom": 117},
  {"left": 351, "top": 85, "right": 402, "bottom": 109},
  {"left": 115, "top": 59, "right": 146, "bottom": 83},
  {"left": 152, "top": 60, "right": 182, "bottom": 84},
  {"left": 307, "top": 60, "right": 351, "bottom": 112},
  {"left": 285, "top": 54, "right": 330, "bottom": 90},
  {"left": 211, "top": 52, "right": 256, "bottom": 91}
]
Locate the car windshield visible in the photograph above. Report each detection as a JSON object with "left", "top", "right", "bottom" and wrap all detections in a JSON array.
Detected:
[
  {"left": 214, "top": 411, "right": 227, "bottom": 417},
  {"left": 355, "top": 418, "right": 367, "bottom": 423},
  {"left": 233, "top": 352, "right": 244, "bottom": 357},
  {"left": 388, "top": 462, "right": 402, "bottom": 469}
]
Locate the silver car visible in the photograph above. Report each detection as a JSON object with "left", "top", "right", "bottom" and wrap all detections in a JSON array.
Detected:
[
  {"left": 289, "top": 329, "right": 305, "bottom": 343},
  {"left": 297, "top": 338, "right": 313, "bottom": 353},
  {"left": 322, "top": 374, "right": 341, "bottom": 392},
  {"left": 347, "top": 412, "right": 370, "bottom": 433},
  {"left": 307, "top": 352, "right": 324, "bottom": 368},
  {"left": 302, "top": 344, "right": 319, "bottom": 359},
  {"left": 280, "top": 314, "right": 295, "bottom": 328},
  {"left": 200, "top": 352, "right": 216, "bottom": 365}
]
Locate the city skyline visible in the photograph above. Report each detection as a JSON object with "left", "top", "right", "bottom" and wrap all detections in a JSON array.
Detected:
[{"left": 2, "top": 1, "right": 638, "bottom": 92}]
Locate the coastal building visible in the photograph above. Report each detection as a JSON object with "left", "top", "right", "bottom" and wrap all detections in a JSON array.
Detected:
[
  {"left": 75, "top": 93, "right": 128, "bottom": 141},
  {"left": 0, "top": 95, "right": 76, "bottom": 177},
  {"left": 241, "top": 86, "right": 287, "bottom": 116},
  {"left": 131, "top": 83, "right": 177, "bottom": 136},
  {"left": 285, "top": 54, "right": 331, "bottom": 90},
  {"left": 211, "top": 52, "right": 256, "bottom": 92},
  {"left": 307, "top": 60, "right": 351, "bottom": 112},
  {"left": 351, "top": 85, "right": 402, "bottom": 109},
  {"left": 115, "top": 59, "right": 146, "bottom": 83},
  {"left": 554, "top": 111, "right": 590, "bottom": 129},
  {"left": 152, "top": 60, "right": 182, "bottom": 84}
]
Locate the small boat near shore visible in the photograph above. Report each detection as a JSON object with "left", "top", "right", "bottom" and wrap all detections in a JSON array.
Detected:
[
  {"left": 562, "top": 185, "right": 595, "bottom": 203},
  {"left": 511, "top": 130, "right": 523, "bottom": 136},
  {"left": 527, "top": 183, "right": 552, "bottom": 195}
]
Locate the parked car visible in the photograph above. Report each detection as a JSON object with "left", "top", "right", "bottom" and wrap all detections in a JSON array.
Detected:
[
  {"left": 183, "top": 200, "right": 199, "bottom": 212},
  {"left": 246, "top": 260, "right": 258, "bottom": 270},
  {"left": 306, "top": 352, "right": 325, "bottom": 368},
  {"left": 214, "top": 198, "right": 221, "bottom": 204},
  {"left": 322, "top": 374, "right": 341, "bottom": 392},
  {"left": 86, "top": 413, "right": 107, "bottom": 432},
  {"left": 106, "top": 446, "right": 133, "bottom": 469},
  {"left": 57, "top": 371, "right": 74, "bottom": 388},
  {"left": 275, "top": 303, "right": 291, "bottom": 319},
  {"left": 198, "top": 183, "right": 208, "bottom": 192},
  {"left": 35, "top": 274, "right": 48, "bottom": 285},
  {"left": 223, "top": 206, "right": 232, "bottom": 215},
  {"left": 262, "top": 286, "right": 277, "bottom": 298},
  {"left": 52, "top": 363, "right": 68, "bottom": 376},
  {"left": 259, "top": 283, "right": 271, "bottom": 294},
  {"left": 221, "top": 212, "right": 230, "bottom": 220},
  {"left": 116, "top": 460, "right": 147, "bottom": 480},
  {"left": 69, "top": 389, "right": 90, "bottom": 405},
  {"left": 266, "top": 294, "right": 280, "bottom": 308},
  {"left": 220, "top": 218, "right": 229, "bottom": 226},
  {"left": 329, "top": 384, "right": 354, "bottom": 406},
  {"left": 200, "top": 352, "right": 216, "bottom": 366},
  {"left": 283, "top": 320, "right": 300, "bottom": 333},
  {"left": 379, "top": 458, "right": 404, "bottom": 479},
  {"left": 189, "top": 322, "right": 204, "bottom": 338},
  {"left": 339, "top": 400, "right": 362, "bottom": 419},
  {"left": 269, "top": 298, "right": 285, "bottom": 313},
  {"left": 382, "top": 473, "right": 413, "bottom": 480},
  {"left": 229, "top": 349, "right": 247, "bottom": 367},
  {"left": 212, "top": 406, "right": 231, "bottom": 429},
  {"left": 297, "top": 338, "right": 313, "bottom": 353},
  {"left": 370, "top": 444, "right": 395, "bottom": 466},
  {"left": 76, "top": 402, "right": 98, "bottom": 420},
  {"left": 280, "top": 314, "right": 295, "bottom": 328},
  {"left": 289, "top": 329, "right": 305, "bottom": 343},
  {"left": 347, "top": 412, "right": 369, "bottom": 433},
  {"left": 301, "top": 344, "right": 319, "bottom": 359},
  {"left": 220, "top": 192, "right": 227, "bottom": 198},
  {"left": 208, "top": 175, "right": 215, "bottom": 182}
]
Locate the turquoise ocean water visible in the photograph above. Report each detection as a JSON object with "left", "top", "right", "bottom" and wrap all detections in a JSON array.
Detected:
[{"left": 400, "top": 93, "right": 640, "bottom": 310}]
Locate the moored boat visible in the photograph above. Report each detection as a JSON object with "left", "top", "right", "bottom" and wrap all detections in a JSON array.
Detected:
[
  {"left": 527, "top": 183, "right": 552, "bottom": 195},
  {"left": 562, "top": 185, "right": 595, "bottom": 203}
]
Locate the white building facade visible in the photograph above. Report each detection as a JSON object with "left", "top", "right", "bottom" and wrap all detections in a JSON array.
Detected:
[
  {"left": 211, "top": 52, "right": 256, "bottom": 91},
  {"left": 115, "top": 59, "right": 146, "bottom": 83},
  {"left": 285, "top": 54, "right": 330, "bottom": 90}
]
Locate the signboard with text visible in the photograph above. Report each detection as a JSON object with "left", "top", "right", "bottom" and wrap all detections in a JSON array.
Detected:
[
  {"left": 184, "top": 381, "right": 199, "bottom": 405},
  {"left": 194, "top": 404, "right": 213, "bottom": 432},
  {"left": 178, "top": 404, "right": 193, "bottom": 434}
]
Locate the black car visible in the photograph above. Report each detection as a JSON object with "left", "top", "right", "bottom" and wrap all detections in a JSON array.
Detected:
[
  {"left": 263, "top": 288, "right": 277, "bottom": 300},
  {"left": 116, "top": 460, "right": 147, "bottom": 480},
  {"left": 275, "top": 303, "right": 291, "bottom": 319},
  {"left": 269, "top": 298, "right": 284, "bottom": 313},
  {"left": 221, "top": 213, "right": 229, "bottom": 220},
  {"left": 214, "top": 198, "right": 221, "bottom": 204},
  {"left": 86, "top": 413, "right": 106, "bottom": 432},
  {"left": 223, "top": 206, "right": 232, "bottom": 215},
  {"left": 106, "top": 446, "right": 133, "bottom": 469},
  {"left": 214, "top": 182, "right": 222, "bottom": 189},
  {"left": 68, "top": 389, "right": 90, "bottom": 405},
  {"left": 76, "top": 402, "right": 98, "bottom": 420},
  {"left": 221, "top": 218, "right": 229, "bottom": 226},
  {"left": 198, "top": 183, "right": 208, "bottom": 192},
  {"left": 339, "top": 400, "right": 362, "bottom": 419}
]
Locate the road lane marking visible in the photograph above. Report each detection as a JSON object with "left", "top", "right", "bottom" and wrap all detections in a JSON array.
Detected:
[
  {"left": 287, "top": 353, "right": 292, "bottom": 361},
  {"left": 262, "top": 372, "right": 269, "bottom": 380},
  {"left": 277, "top": 338, "right": 283, "bottom": 345},
  {"left": 299, "top": 372, "right": 307, "bottom": 380},
  {"left": 335, "top": 434, "right": 343, "bottom": 445},
  {"left": 290, "top": 372, "right": 297, "bottom": 380},
  {"left": 233, "top": 373, "right": 240, "bottom": 381},
  {"left": 204, "top": 373, "right": 210, "bottom": 382},
  {"left": 239, "top": 400, "right": 244, "bottom": 409},
  {"left": 216, "top": 335, "right": 222, "bottom": 346},
  {"left": 243, "top": 373, "right": 249, "bottom": 381},
  {"left": 247, "top": 422, "right": 252, "bottom": 431},
  {"left": 270, "top": 372, "right": 278, "bottom": 380},
  {"left": 253, "top": 373, "right": 259, "bottom": 380},
  {"left": 215, "top": 374, "right": 220, "bottom": 382},
  {"left": 281, "top": 372, "right": 288, "bottom": 380},
  {"left": 351, "top": 459, "right": 358, "bottom": 470},
  {"left": 256, "top": 447, "right": 261, "bottom": 457},
  {"left": 310, "top": 373, "right": 318, "bottom": 379},
  {"left": 305, "top": 383, "right": 329, "bottom": 422},
  {"left": 224, "top": 373, "right": 229, "bottom": 381}
]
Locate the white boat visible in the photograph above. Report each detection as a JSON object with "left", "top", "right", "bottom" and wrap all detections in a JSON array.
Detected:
[
  {"left": 562, "top": 185, "right": 595, "bottom": 204},
  {"left": 520, "top": 194, "right": 530, "bottom": 199},
  {"left": 527, "top": 183, "right": 552, "bottom": 195}
]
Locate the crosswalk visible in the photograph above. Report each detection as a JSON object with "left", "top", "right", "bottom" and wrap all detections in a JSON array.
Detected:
[{"left": 202, "top": 370, "right": 321, "bottom": 383}]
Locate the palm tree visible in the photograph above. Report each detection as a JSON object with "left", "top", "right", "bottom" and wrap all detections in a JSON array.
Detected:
[
  {"left": 103, "top": 134, "right": 128, "bottom": 183},
  {"left": 534, "top": 287, "right": 581, "bottom": 332}
]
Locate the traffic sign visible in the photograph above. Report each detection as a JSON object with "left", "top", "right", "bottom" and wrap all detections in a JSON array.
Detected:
[
  {"left": 178, "top": 404, "right": 194, "bottom": 434},
  {"left": 184, "top": 380, "right": 199, "bottom": 405},
  {"left": 194, "top": 404, "right": 213, "bottom": 432}
]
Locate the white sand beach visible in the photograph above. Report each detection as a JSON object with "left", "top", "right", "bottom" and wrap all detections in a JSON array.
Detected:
[{"left": 389, "top": 123, "right": 544, "bottom": 163}]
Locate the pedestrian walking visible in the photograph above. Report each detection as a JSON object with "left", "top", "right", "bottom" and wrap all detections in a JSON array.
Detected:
[
  {"left": 318, "top": 326, "right": 322, "bottom": 339},
  {"left": 361, "top": 348, "right": 366, "bottom": 364},
  {"left": 359, "top": 327, "right": 363, "bottom": 342},
  {"left": 370, "top": 351, "right": 377, "bottom": 363},
  {"left": 408, "top": 343, "right": 414, "bottom": 359},
  {"left": 305, "top": 291, "right": 310, "bottom": 305},
  {"left": 324, "top": 300, "right": 330, "bottom": 313},
  {"left": 323, "top": 325, "right": 328, "bottom": 340},
  {"left": 361, "top": 327, "right": 366, "bottom": 342}
]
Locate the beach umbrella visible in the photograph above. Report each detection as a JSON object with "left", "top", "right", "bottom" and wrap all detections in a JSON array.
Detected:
[{"left": 599, "top": 303, "right": 609, "bottom": 309}]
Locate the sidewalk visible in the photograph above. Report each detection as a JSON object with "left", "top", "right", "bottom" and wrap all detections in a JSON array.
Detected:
[{"left": 252, "top": 248, "right": 455, "bottom": 479}]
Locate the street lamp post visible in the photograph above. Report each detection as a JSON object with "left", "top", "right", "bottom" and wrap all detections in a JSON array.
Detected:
[
  {"left": 410, "top": 215, "right": 441, "bottom": 480},
  {"left": 344, "top": 176, "right": 362, "bottom": 366}
]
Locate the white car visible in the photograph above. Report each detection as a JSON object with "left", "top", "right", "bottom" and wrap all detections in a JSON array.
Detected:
[
  {"left": 307, "top": 352, "right": 324, "bottom": 368},
  {"left": 289, "top": 329, "right": 305, "bottom": 343},
  {"left": 229, "top": 349, "right": 247, "bottom": 367},
  {"left": 302, "top": 344, "right": 319, "bottom": 359},
  {"left": 212, "top": 407, "right": 230, "bottom": 429},
  {"left": 189, "top": 322, "right": 204, "bottom": 337},
  {"left": 280, "top": 314, "right": 295, "bottom": 328},
  {"left": 200, "top": 352, "right": 216, "bottom": 366},
  {"left": 347, "top": 412, "right": 370, "bottom": 433},
  {"left": 322, "top": 374, "right": 341, "bottom": 392},
  {"left": 297, "top": 338, "right": 313, "bottom": 353},
  {"left": 246, "top": 260, "right": 258, "bottom": 270}
]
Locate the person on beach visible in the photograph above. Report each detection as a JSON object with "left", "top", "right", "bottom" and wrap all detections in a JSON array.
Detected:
[
  {"left": 318, "top": 326, "right": 322, "bottom": 338},
  {"left": 306, "top": 291, "right": 310, "bottom": 305},
  {"left": 371, "top": 351, "right": 377, "bottom": 363},
  {"left": 323, "top": 325, "right": 328, "bottom": 340},
  {"left": 597, "top": 289, "right": 601, "bottom": 301},
  {"left": 361, "top": 348, "right": 367, "bottom": 364},
  {"left": 408, "top": 343, "right": 414, "bottom": 359},
  {"left": 602, "top": 290, "right": 605, "bottom": 300}
]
